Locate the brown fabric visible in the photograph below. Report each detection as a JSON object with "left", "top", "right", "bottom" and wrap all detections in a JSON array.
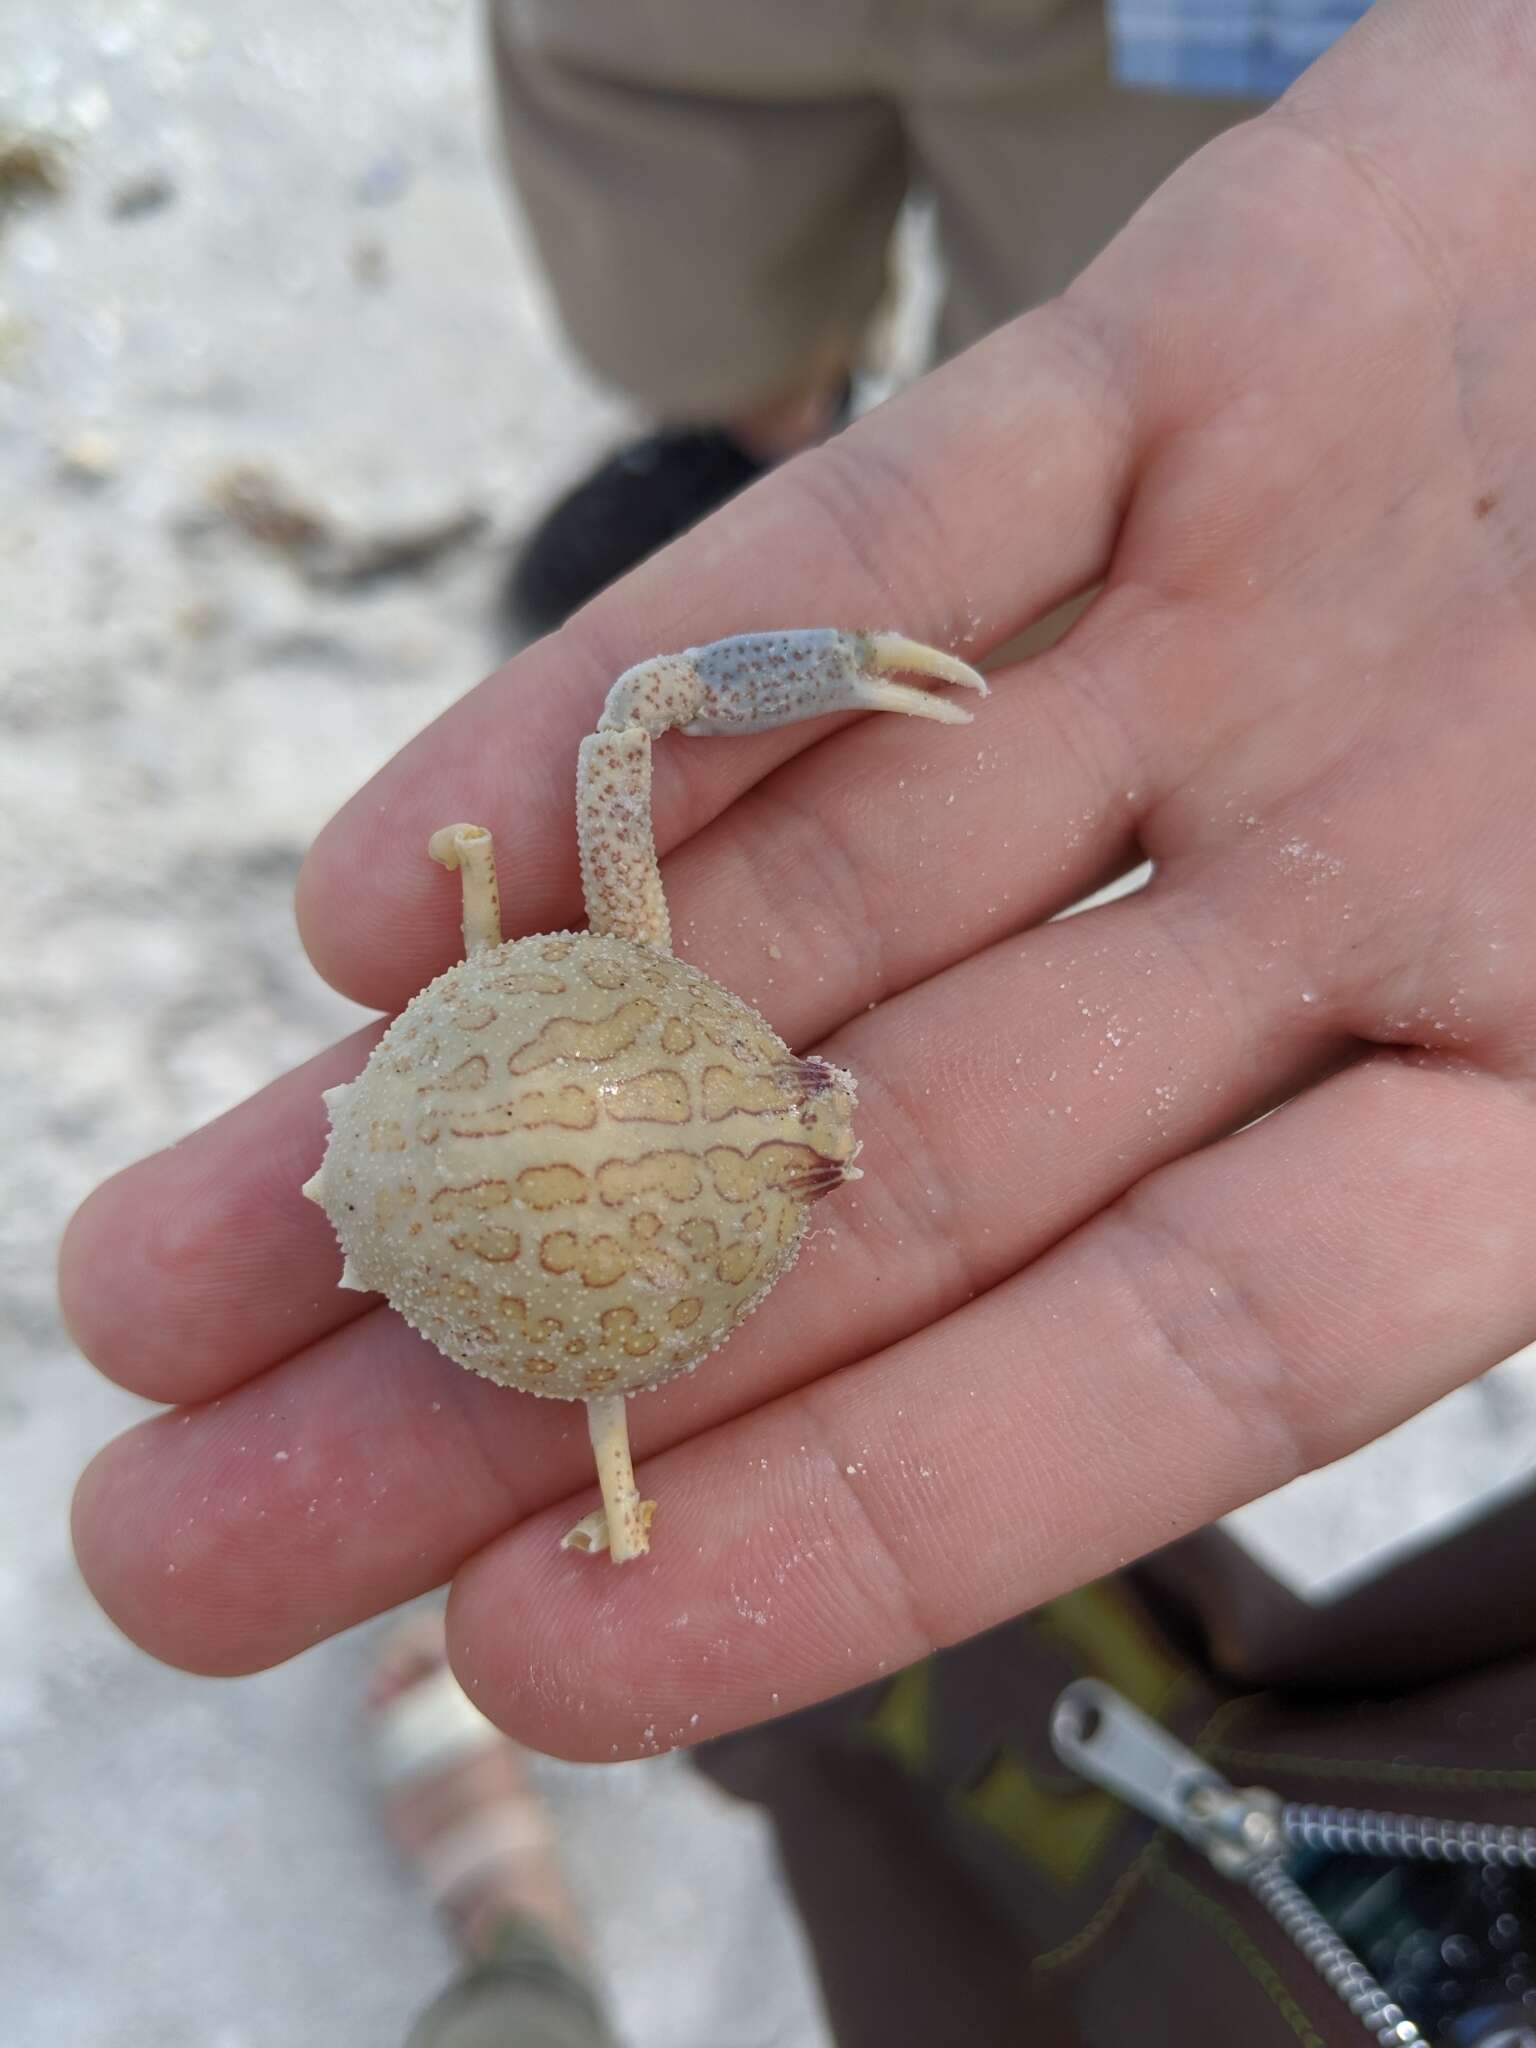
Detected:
[
  {"left": 699, "top": 1483, "right": 1536, "bottom": 2046},
  {"left": 1141, "top": 1483, "right": 1536, "bottom": 1693},
  {"left": 485, "top": 0, "right": 1249, "bottom": 417},
  {"left": 731, "top": 1741, "right": 1070, "bottom": 2048}
]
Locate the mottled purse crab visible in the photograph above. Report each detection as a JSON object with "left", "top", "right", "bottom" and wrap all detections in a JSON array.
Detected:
[{"left": 304, "top": 630, "right": 984, "bottom": 1560}]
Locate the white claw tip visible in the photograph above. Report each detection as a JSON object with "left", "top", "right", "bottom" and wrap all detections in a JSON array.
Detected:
[{"left": 866, "top": 632, "right": 988, "bottom": 697}]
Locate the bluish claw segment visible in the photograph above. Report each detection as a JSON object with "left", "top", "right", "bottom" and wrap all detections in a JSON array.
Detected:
[
  {"left": 681, "top": 628, "right": 984, "bottom": 734},
  {"left": 597, "top": 629, "right": 986, "bottom": 741}
]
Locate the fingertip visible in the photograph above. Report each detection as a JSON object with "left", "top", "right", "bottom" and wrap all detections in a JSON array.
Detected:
[
  {"left": 295, "top": 786, "right": 454, "bottom": 1014},
  {"left": 58, "top": 1171, "right": 119, "bottom": 1371},
  {"left": 70, "top": 1424, "right": 259, "bottom": 1677},
  {"left": 58, "top": 1162, "right": 183, "bottom": 1399},
  {"left": 58, "top": 1020, "right": 405, "bottom": 1412},
  {"left": 444, "top": 1525, "right": 692, "bottom": 1762},
  {"left": 442, "top": 1416, "right": 901, "bottom": 1761},
  {"left": 70, "top": 1404, "right": 361, "bottom": 1679},
  {"left": 61, "top": 1155, "right": 231, "bottom": 1409}
]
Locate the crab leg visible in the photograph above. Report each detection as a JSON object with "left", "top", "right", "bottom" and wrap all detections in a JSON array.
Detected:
[
  {"left": 576, "top": 629, "right": 986, "bottom": 950},
  {"left": 561, "top": 1396, "right": 656, "bottom": 1562},
  {"left": 599, "top": 628, "right": 985, "bottom": 740},
  {"left": 427, "top": 822, "right": 503, "bottom": 955},
  {"left": 575, "top": 727, "right": 672, "bottom": 950}
]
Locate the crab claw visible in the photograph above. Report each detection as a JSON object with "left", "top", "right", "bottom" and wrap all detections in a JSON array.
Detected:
[
  {"left": 859, "top": 632, "right": 988, "bottom": 719},
  {"left": 596, "top": 628, "right": 986, "bottom": 740}
]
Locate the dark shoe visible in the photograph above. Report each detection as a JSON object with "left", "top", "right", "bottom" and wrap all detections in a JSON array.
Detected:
[{"left": 505, "top": 426, "right": 769, "bottom": 639}]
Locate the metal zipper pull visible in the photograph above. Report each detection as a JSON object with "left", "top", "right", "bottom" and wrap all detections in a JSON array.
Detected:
[
  {"left": 1050, "top": 1681, "right": 1536, "bottom": 1875},
  {"left": 1051, "top": 1680, "right": 1426, "bottom": 2045},
  {"left": 1051, "top": 1678, "right": 1286, "bottom": 1876}
]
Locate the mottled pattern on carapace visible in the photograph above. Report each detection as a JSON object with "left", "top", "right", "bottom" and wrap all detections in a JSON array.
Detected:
[{"left": 309, "top": 931, "right": 857, "bottom": 1399}]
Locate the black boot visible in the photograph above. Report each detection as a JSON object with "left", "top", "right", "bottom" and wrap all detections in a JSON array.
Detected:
[
  {"left": 505, "top": 381, "right": 852, "bottom": 638},
  {"left": 505, "top": 426, "right": 769, "bottom": 639}
]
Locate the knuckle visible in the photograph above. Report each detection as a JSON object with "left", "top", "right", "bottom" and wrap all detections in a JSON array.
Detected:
[{"left": 1098, "top": 1193, "right": 1315, "bottom": 1475}]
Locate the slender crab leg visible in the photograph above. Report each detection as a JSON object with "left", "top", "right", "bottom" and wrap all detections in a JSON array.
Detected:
[
  {"left": 577, "top": 629, "right": 986, "bottom": 950},
  {"left": 560, "top": 1397, "right": 656, "bottom": 1561},
  {"left": 427, "top": 822, "right": 503, "bottom": 954}
]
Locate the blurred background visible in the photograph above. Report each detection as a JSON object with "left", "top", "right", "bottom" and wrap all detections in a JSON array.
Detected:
[
  {"left": 1, "top": 2, "right": 829, "bottom": 2042},
  {"left": 3, "top": 4, "right": 1534, "bottom": 2046}
]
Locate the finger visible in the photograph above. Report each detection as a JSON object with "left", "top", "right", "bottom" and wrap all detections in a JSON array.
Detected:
[
  {"left": 58, "top": 1023, "right": 386, "bottom": 1405},
  {"left": 297, "top": 302, "right": 1141, "bottom": 1012},
  {"left": 93, "top": 503, "right": 1449, "bottom": 1424},
  {"left": 70, "top": 1315, "right": 542, "bottom": 1676},
  {"left": 638, "top": 621, "right": 1146, "bottom": 1047},
  {"left": 72, "top": 874, "right": 1346, "bottom": 1670},
  {"left": 67, "top": 616, "right": 1151, "bottom": 1410},
  {"left": 445, "top": 1052, "right": 1536, "bottom": 1758}
]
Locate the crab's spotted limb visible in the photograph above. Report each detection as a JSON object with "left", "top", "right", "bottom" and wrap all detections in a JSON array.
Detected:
[{"left": 303, "top": 629, "right": 982, "bottom": 1560}]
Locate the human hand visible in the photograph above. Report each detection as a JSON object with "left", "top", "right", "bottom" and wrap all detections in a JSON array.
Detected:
[{"left": 65, "top": 0, "right": 1536, "bottom": 1756}]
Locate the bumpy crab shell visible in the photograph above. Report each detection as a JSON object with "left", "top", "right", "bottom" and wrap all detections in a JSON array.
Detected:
[{"left": 304, "top": 930, "right": 859, "bottom": 1402}]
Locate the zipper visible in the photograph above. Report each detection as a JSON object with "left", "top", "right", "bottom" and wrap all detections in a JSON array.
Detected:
[{"left": 1050, "top": 1679, "right": 1536, "bottom": 2047}]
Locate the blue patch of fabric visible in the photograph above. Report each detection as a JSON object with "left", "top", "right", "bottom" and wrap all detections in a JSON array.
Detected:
[{"left": 1108, "top": 1, "right": 1372, "bottom": 97}]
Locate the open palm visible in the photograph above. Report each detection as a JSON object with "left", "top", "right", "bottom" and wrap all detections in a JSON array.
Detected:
[{"left": 66, "top": 1, "right": 1536, "bottom": 1757}]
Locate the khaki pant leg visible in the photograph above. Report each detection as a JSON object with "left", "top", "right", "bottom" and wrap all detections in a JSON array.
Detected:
[
  {"left": 897, "top": 0, "right": 1257, "bottom": 353},
  {"left": 486, "top": 0, "right": 906, "bottom": 418}
]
